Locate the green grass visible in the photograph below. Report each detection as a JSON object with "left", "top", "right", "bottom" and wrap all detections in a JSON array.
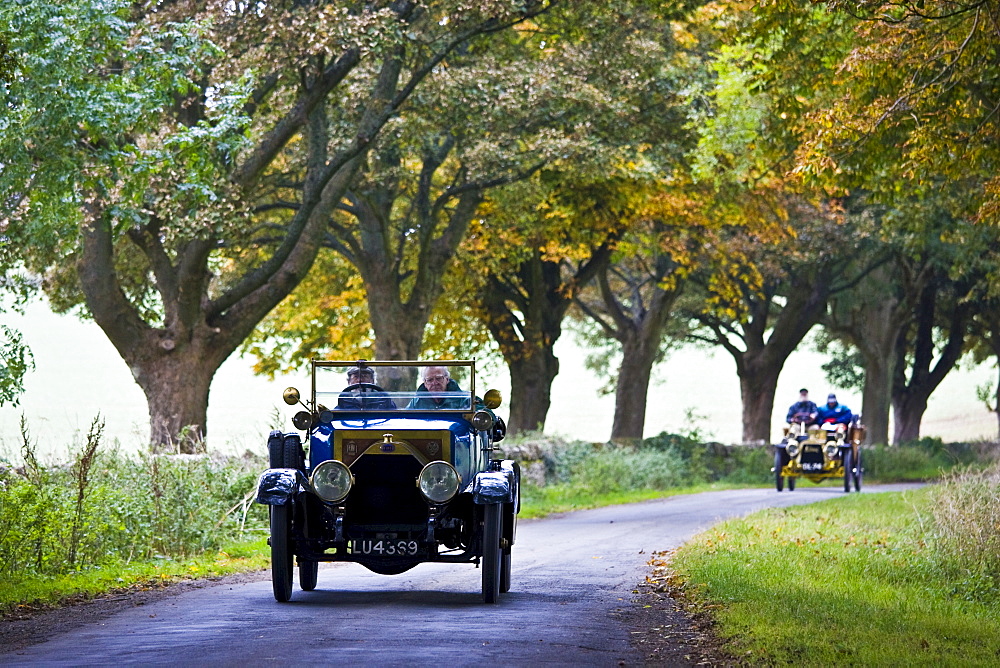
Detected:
[
  {"left": 670, "top": 488, "right": 1000, "bottom": 666},
  {"left": 0, "top": 537, "right": 270, "bottom": 617},
  {"left": 519, "top": 481, "right": 756, "bottom": 519}
]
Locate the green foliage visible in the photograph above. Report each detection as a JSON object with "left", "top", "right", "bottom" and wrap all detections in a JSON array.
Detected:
[
  {"left": 0, "top": 419, "right": 267, "bottom": 582},
  {"left": 0, "top": 324, "right": 33, "bottom": 407},
  {"left": 671, "top": 489, "right": 1000, "bottom": 665},
  {"left": 817, "top": 338, "right": 866, "bottom": 392}
]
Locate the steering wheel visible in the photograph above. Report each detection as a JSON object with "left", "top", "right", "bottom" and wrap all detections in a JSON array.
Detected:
[
  {"left": 338, "top": 382, "right": 389, "bottom": 410},
  {"left": 342, "top": 382, "right": 385, "bottom": 393}
]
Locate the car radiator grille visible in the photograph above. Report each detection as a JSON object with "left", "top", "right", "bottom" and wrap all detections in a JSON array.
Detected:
[
  {"left": 345, "top": 455, "right": 427, "bottom": 526},
  {"left": 800, "top": 445, "right": 824, "bottom": 468}
]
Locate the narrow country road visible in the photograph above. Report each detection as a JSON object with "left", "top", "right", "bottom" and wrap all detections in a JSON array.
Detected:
[{"left": 0, "top": 485, "right": 919, "bottom": 667}]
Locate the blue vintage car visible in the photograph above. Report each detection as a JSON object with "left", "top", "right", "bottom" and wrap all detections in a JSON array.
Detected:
[{"left": 255, "top": 360, "right": 518, "bottom": 603}]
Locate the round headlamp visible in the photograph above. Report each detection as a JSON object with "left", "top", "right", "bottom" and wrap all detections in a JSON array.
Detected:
[
  {"left": 417, "top": 461, "right": 461, "bottom": 504},
  {"left": 786, "top": 442, "right": 800, "bottom": 458},
  {"left": 825, "top": 443, "right": 839, "bottom": 458},
  {"left": 471, "top": 410, "right": 495, "bottom": 431},
  {"left": 311, "top": 460, "right": 353, "bottom": 503}
]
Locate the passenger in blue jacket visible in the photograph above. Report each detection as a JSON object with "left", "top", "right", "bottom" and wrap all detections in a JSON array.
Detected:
[
  {"left": 816, "top": 393, "right": 852, "bottom": 425},
  {"left": 786, "top": 388, "right": 818, "bottom": 424}
]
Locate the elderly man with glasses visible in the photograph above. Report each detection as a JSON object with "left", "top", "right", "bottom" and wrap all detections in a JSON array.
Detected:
[{"left": 405, "top": 366, "right": 468, "bottom": 410}]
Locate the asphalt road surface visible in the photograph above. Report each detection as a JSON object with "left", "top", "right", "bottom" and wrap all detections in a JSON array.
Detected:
[{"left": 0, "top": 484, "right": 919, "bottom": 667}]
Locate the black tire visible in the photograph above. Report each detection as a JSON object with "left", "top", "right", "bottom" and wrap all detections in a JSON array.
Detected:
[
  {"left": 500, "top": 550, "right": 512, "bottom": 594},
  {"left": 482, "top": 503, "right": 502, "bottom": 604},
  {"left": 282, "top": 434, "right": 304, "bottom": 470},
  {"left": 270, "top": 504, "right": 293, "bottom": 602},
  {"left": 299, "top": 559, "right": 318, "bottom": 591},
  {"left": 853, "top": 450, "right": 862, "bottom": 492},
  {"left": 267, "top": 430, "right": 284, "bottom": 469},
  {"left": 843, "top": 449, "right": 853, "bottom": 493},
  {"left": 788, "top": 476, "right": 796, "bottom": 491},
  {"left": 774, "top": 451, "right": 785, "bottom": 492}
]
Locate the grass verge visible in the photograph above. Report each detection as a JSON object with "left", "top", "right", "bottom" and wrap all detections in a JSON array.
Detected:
[
  {"left": 668, "top": 488, "right": 1000, "bottom": 666},
  {"left": 0, "top": 536, "right": 269, "bottom": 618},
  {"left": 519, "top": 481, "right": 758, "bottom": 519}
]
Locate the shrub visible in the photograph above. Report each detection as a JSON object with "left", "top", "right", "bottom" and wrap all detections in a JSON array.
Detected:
[
  {"left": 0, "top": 418, "right": 268, "bottom": 581},
  {"left": 928, "top": 462, "right": 1000, "bottom": 600}
]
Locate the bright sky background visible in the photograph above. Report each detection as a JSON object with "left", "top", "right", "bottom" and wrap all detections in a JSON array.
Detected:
[{"left": 1, "top": 299, "right": 996, "bottom": 460}]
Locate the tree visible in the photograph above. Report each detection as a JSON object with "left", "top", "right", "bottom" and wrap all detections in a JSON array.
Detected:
[
  {"left": 801, "top": 0, "right": 1000, "bottom": 226},
  {"left": 2, "top": 0, "right": 552, "bottom": 449},
  {"left": 823, "top": 257, "right": 924, "bottom": 445},
  {"left": 685, "top": 198, "right": 877, "bottom": 443}
]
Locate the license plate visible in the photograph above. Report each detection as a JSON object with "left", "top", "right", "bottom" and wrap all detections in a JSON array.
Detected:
[
  {"left": 350, "top": 538, "right": 420, "bottom": 556},
  {"left": 801, "top": 462, "right": 824, "bottom": 471}
]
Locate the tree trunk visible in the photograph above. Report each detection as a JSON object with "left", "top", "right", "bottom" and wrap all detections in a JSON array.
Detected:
[
  {"left": 892, "top": 392, "right": 928, "bottom": 444},
  {"left": 610, "top": 332, "right": 660, "bottom": 442},
  {"left": 890, "top": 282, "right": 969, "bottom": 444},
  {"left": 506, "top": 346, "right": 560, "bottom": 433},
  {"left": 133, "top": 350, "right": 217, "bottom": 452},
  {"left": 859, "top": 351, "right": 893, "bottom": 446},
  {"left": 738, "top": 361, "right": 782, "bottom": 445}
]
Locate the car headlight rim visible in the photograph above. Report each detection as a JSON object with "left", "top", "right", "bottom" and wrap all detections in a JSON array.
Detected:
[
  {"left": 787, "top": 442, "right": 800, "bottom": 458},
  {"left": 311, "top": 459, "right": 353, "bottom": 503},
  {"left": 418, "top": 460, "right": 461, "bottom": 504},
  {"left": 825, "top": 443, "right": 839, "bottom": 459},
  {"left": 471, "top": 410, "right": 494, "bottom": 431}
]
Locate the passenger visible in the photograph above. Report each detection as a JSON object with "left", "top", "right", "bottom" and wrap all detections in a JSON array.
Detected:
[
  {"left": 337, "top": 366, "right": 396, "bottom": 410},
  {"left": 786, "top": 388, "right": 819, "bottom": 425},
  {"left": 816, "top": 393, "right": 852, "bottom": 426},
  {"left": 406, "top": 366, "right": 469, "bottom": 410}
]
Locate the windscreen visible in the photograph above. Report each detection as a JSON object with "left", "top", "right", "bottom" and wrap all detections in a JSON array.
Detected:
[{"left": 314, "top": 363, "right": 474, "bottom": 412}]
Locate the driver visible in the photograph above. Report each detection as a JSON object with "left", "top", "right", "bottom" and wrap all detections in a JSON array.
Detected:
[
  {"left": 337, "top": 366, "right": 396, "bottom": 410},
  {"left": 786, "top": 388, "right": 818, "bottom": 426},
  {"left": 816, "top": 393, "right": 852, "bottom": 428}
]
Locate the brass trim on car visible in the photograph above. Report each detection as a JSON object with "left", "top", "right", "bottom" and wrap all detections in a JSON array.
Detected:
[{"left": 335, "top": 429, "right": 452, "bottom": 468}]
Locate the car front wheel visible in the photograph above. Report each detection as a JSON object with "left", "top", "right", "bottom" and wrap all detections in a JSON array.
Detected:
[
  {"left": 482, "top": 503, "right": 502, "bottom": 604},
  {"left": 774, "top": 451, "right": 785, "bottom": 492},
  {"left": 270, "top": 504, "right": 293, "bottom": 602}
]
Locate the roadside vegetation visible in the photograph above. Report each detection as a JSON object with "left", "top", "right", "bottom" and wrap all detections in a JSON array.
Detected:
[
  {"left": 667, "top": 463, "right": 1000, "bottom": 665},
  {"left": 511, "top": 432, "right": 999, "bottom": 518},
  {"left": 0, "top": 417, "right": 268, "bottom": 615},
  {"left": 3, "top": 414, "right": 996, "bottom": 617}
]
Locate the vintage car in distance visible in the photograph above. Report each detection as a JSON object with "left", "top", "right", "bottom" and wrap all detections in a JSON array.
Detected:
[
  {"left": 255, "top": 359, "right": 518, "bottom": 604},
  {"left": 773, "top": 417, "right": 865, "bottom": 493}
]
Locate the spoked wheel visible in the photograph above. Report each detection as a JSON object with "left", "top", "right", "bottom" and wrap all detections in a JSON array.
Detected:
[
  {"left": 853, "top": 450, "right": 863, "bottom": 492},
  {"left": 481, "top": 503, "right": 502, "bottom": 604},
  {"left": 788, "top": 476, "right": 797, "bottom": 491},
  {"left": 774, "top": 451, "right": 785, "bottom": 492},
  {"left": 843, "top": 450, "right": 854, "bottom": 493},
  {"left": 299, "top": 559, "right": 318, "bottom": 591},
  {"left": 270, "top": 504, "right": 294, "bottom": 602}
]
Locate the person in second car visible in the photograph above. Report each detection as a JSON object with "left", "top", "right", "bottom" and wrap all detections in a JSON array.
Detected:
[
  {"left": 816, "top": 393, "right": 852, "bottom": 426},
  {"left": 786, "top": 388, "right": 819, "bottom": 425},
  {"left": 406, "top": 366, "right": 469, "bottom": 409}
]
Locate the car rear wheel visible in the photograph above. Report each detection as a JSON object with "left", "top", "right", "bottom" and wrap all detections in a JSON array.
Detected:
[
  {"left": 843, "top": 450, "right": 854, "bottom": 493},
  {"left": 299, "top": 559, "right": 318, "bottom": 591},
  {"left": 482, "top": 503, "right": 502, "bottom": 604},
  {"left": 853, "top": 450, "right": 863, "bottom": 492},
  {"left": 270, "top": 504, "right": 293, "bottom": 602},
  {"left": 500, "top": 550, "right": 511, "bottom": 594},
  {"left": 788, "top": 476, "right": 796, "bottom": 491}
]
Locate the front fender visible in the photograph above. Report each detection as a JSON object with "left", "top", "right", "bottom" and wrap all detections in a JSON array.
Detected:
[
  {"left": 472, "top": 460, "right": 518, "bottom": 505},
  {"left": 255, "top": 468, "right": 309, "bottom": 505}
]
